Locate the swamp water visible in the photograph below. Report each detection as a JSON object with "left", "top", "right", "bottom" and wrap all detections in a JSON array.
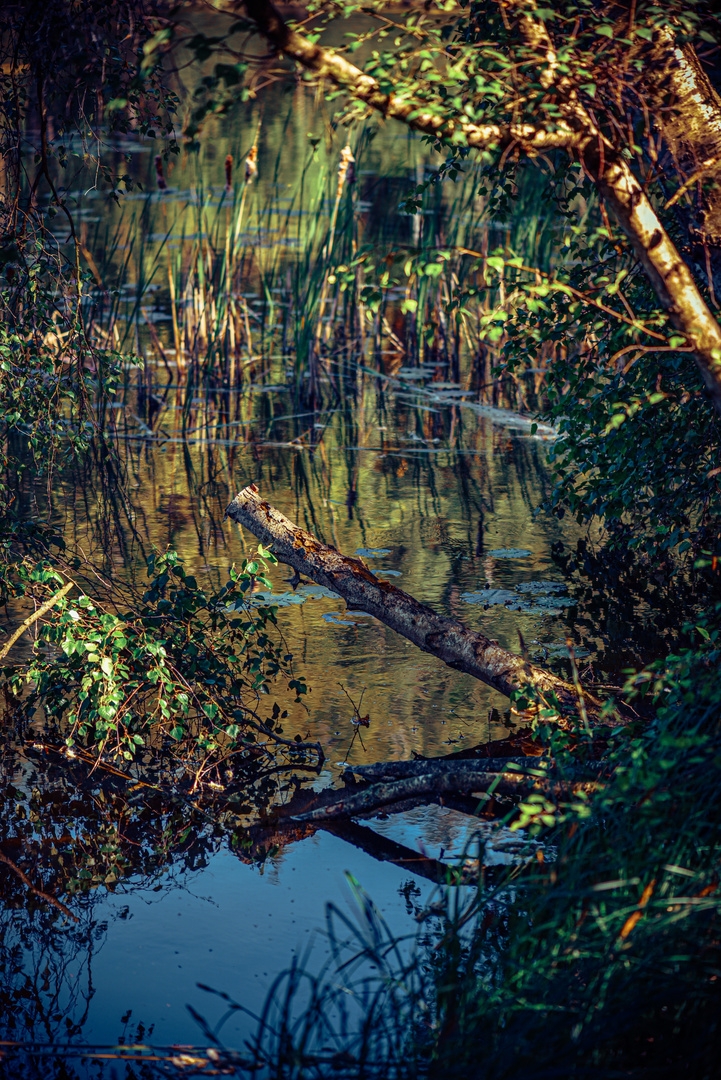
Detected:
[
  {"left": 0, "top": 376, "right": 599, "bottom": 1075},
  {"left": 0, "top": 89, "right": 668, "bottom": 1074}
]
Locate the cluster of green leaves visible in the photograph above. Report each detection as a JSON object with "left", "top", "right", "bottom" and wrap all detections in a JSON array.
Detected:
[
  {"left": 2, "top": 546, "right": 309, "bottom": 782},
  {"left": 249, "top": 619, "right": 721, "bottom": 1076},
  {"left": 489, "top": 164, "right": 721, "bottom": 558},
  {"left": 261, "top": 0, "right": 721, "bottom": 559},
  {"left": 394, "top": 150, "right": 721, "bottom": 558}
]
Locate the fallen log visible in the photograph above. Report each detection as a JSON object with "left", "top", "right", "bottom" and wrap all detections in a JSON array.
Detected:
[
  {"left": 225, "top": 485, "right": 615, "bottom": 727},
  {"left": 290, "top": 767, "right": 601, "bottom": 823},
  {"left": 347, "top": 757, "right": 555, "bottom": 782}
]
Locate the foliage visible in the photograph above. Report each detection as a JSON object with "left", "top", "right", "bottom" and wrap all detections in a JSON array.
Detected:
[
  {"left": 0, "top": 0, "right": 178, "bottom": 203},
  {"left": 0, "top": 270, "right": 124, "bottom": 518},
  {"left": 228, "top": 625, "right": 721, "bottom": 1078},
  {"left": 2, "top": 545, "right": 312, "bottom": 785},
  {"left": 3, "top": 1, "right": 721, "bottom": 1074},
  {"left": 492, "top": 194, "right": 721, "bottom": 557},
  {"left": 218, "top": 0, "right": 721, "bottom": 559}
]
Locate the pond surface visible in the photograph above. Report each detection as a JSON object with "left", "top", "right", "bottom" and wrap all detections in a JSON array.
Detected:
[
  {"left": 1, "top": 70, "right": 657, "bottom": 1077},
  {"left": 0, "top": 370, "right": 593, "bottom": 1077}
]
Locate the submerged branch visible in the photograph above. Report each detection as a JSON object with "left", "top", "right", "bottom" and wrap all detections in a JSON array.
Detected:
[
  {"left": 290, "top": 764, "right": 601, "bottom": 823},
  {"left": 225, "top": 485, "right": 612, "bottom": 728}
]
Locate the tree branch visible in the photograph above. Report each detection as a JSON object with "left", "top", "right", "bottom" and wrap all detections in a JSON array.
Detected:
[
  {"left": 242, "top": 0, "right": 582, "bottom": 154},
  {"left": 242, "top": 0, "right": 721, "bottom": 419},
  {"left": 290, "top": 765, "right": 600, "bottom": 822},
  {"left": 224, "top": 485, "right": 614, "bottom": 728}
]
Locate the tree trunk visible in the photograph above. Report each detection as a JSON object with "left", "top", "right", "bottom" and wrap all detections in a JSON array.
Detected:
[
  {"left": 638, "top": 24, "right": 721, "bottom": 301},
  {"left": 241, "top": 0, "right": 721, "bottom": 419},
  {"left": 225, "top": 484, "right": 611, "bottom": 728}
]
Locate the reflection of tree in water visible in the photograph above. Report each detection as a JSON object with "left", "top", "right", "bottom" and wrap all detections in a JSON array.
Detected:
[
  {"left": 0, "top": 740, "right": 323, "bottom": 1074},
  {"left": 1, "top": 905, "right": 104, "bottom": 1045}
]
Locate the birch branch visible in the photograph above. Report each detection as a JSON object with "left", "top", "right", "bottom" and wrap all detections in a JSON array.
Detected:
[{"left": 242, "top": 0, "right": 721, "bottom": 419}]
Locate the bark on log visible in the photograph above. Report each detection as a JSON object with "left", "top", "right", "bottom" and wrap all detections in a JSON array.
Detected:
[
  {"left": 225, "top": 485, "right": 610, "bottom": 728},
  {"left": 290, "top": 767, "right": 600, "bottom": 823}
]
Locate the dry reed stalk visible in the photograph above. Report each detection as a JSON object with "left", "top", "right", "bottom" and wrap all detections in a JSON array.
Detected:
[
  {"left": 167, "top": 260, "right": 184, "bottom": 373},
  {"left": 242, "top": 296, "right": 252, "bottom": 357},
  {"left": 228, "top": 306, "right": 237, "bottom": 386},
  {"left": 141, "top": 308, "right": 173, "bottom": 377},
  {"left": 224, "top": 156, "right": 233, "bottom": 336},
  {"left": 314, "top": 144, "right": 355, "bottom": 354},
  {"left": 230, "top": 137, "right": 259, "bottom": 281}
]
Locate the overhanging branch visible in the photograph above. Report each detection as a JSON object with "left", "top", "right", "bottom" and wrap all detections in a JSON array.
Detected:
[
  {"left": 242, "top": 0, "right": 582, "bottom": 154},
  {"left": 242, "top": 0, "right": 721, "bottom": 420}
]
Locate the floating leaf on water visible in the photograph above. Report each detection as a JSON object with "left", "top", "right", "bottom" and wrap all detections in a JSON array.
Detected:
[
  {"left": 536, "top": 642, "right": 590, "bottom": 660},
  {"left": 523, "top": 595, "right": 574, "bottom": 609},
  {"left": 228, "top": 583, "right": 341, "bottom": 610},
  {"left": 460, "top": 589, "right": 519, "bottom": 605},
  {"left": 516, "top": 580, "right": 568, "bottom": 595},
  {"left": 460, "top": 582, "right": 574, "bottom": 616},
  {"left": 300, "top": 585, "right": 339, "bottom": 600},
  {"left": 428, "top": 386, "right": 473, "bottom": 398},
  {"left": 396, "top": 366, "right": 435, "bottom": 380},
  {"left": 518, "top": 603, "right": 573, "bottom": 616},
  {"left": 230, "top": 590, "right": 306, "bottom": 609},
  {"left": 488, "top": 548, "right": 532, "bottom": 559}
]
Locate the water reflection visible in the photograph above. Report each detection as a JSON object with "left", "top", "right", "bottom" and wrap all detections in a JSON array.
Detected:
[
  {"left": 4, "top": 18, "right": 710, "bottom": 1073},
  {"left": 1, "top": 364, "right": 581, "bottom": 1074}
]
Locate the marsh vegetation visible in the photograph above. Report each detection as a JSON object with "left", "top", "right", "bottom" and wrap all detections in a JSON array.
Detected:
[{"left": 2, "top": 2, "right": 721, "bottom": 1077}]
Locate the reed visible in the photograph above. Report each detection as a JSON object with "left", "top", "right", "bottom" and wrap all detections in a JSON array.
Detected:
[{"left": 76, "top": 112, "right": 585, "bottom": 419}]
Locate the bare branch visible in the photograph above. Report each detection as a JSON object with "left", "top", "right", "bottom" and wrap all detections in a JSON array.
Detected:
[{"left": 224, "top": 485, "right": 614, "bottom": 728}]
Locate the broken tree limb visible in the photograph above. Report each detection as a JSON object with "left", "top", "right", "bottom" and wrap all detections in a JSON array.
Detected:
[
  {"left": 290, "top": 767, "right": 601, "bottom": 823},
  {"left": 0, "top": 581, "right": 73, "bottom": 663},
  {"left": 224, "top": 485, "right": 614, "bottom": 728}
]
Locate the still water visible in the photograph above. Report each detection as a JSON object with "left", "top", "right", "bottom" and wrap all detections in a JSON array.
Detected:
[
  {"left": 1, "top": 372, "right": 591, "bottom": 1075},
  {"left": 2, "top": 73, "right": 610, "bottom": 1073}
]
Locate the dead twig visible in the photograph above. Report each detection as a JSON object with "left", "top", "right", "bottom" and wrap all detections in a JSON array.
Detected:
[
  {"left": 0, "top": 581, "right": 73, "bottom": 662},
  {"left": 0, "top": 850, "right": 79, "bottom": 922}
]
